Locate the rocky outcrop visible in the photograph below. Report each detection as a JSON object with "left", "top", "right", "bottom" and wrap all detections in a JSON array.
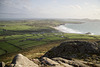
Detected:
[
  {"left": 9, "top": 41, "right": 100, "bottom": 67},
  {"left": 40, "top": 57, "right": 100, "bottom": 67},
  {"left": 9, "top": 54, "right": 100, "bottom": 67},
  {"left": 43, "top": 41, "right": 100, "bottom": 58},
  {"left": 40, "top": 57, "right": 72, "bottom": 67},
  {"left": 10, "top": 54, "right": 39, "bottom": 67}
]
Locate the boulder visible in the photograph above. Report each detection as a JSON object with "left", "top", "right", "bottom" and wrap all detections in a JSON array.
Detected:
[
  {"left": 0, "top": 62, "right": 5, "bottom": 67},
  {"left": 10, "top": 54, "right": 39, "bottom": 67},
  {"left": 43, "top": 41, "right": 100, "bottom": 58},
  {"left": 40, "top": 57, "right": 60, "bottom": 66}
]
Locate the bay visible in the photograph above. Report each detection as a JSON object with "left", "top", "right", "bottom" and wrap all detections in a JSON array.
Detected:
[{"left": 65, "top": 22, "right": 100, "bottom": 35}]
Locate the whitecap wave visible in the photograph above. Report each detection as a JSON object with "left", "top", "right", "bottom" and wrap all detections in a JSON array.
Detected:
[{"left": 54, "top": 25, "right": 82, "bottom": 34}]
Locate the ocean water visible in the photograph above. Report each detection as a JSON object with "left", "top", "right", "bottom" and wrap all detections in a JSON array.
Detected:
[{"left": 64, "top": 22, "right": 100, "bottom": 35}]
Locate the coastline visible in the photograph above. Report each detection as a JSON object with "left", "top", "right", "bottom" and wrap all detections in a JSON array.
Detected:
[
  {"left": 51, "top": 23, "right": 94, "bottom": 35},
  {"left": 51, "top": 23, "right": 82, "bottom": 34}
]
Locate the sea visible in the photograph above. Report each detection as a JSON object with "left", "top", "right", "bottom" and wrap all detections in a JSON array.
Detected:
[{"left": 55, "top": 22, "right": 100, "bottom": 35}]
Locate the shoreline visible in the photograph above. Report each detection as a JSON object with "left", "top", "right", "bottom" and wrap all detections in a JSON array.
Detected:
[
  {"left": 51, "top": 23, "right": 82, "bottom": 34},
  {"left": 51, "top": 23, "right": 94, "bottom": 35}
]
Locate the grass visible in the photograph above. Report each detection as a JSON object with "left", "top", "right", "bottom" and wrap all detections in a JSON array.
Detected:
[
  {"left": 0, "top": 42, "right": 20, "bottom": 53},
  {"left": 0, "top": 49, "right": 5, "bottom": 55},
  {"left": 1, "top": 25, "right": 32, "bottom": 30},
  {"left": 20, "top": 41, "right": 47, "bottom": 48}
]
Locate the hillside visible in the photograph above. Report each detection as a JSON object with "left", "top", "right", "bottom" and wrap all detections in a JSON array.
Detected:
[{"left": 0, "top": 20, "right": 100, "bottom": 66}]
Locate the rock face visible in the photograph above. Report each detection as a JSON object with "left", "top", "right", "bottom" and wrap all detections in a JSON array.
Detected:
[
  {"left": 10, "top": 54, "right": 39, "bottom": 67},
  {"left": 43, "top": 41, "right": 100, "bottom": 58}
]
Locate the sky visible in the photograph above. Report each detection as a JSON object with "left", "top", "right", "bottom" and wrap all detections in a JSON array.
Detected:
[{"left": 0, "top": 0, "right": 100, "bottom": 19}]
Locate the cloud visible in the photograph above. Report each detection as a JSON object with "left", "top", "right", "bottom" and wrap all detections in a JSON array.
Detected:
[
  {"left": 0, "top": 0, "right": 36, "bottom": 18},
  {"left": 0, "top": 0, "right": 100, "bottom": 19},
  {"left": 0, "top": 0, "right": 33, "bottom": 12},
  {"left": 69, "top": 5, "right": 82, "bottom": 9}
]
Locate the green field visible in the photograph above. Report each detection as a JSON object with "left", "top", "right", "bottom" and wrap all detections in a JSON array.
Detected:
[{"left": 0, "top": 20, "right": 66, "bottom": 55}]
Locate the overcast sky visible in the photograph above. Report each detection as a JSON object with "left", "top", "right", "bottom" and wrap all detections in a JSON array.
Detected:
[{"left": 0, "top": 0, "right": 100, "bottom": 19}]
